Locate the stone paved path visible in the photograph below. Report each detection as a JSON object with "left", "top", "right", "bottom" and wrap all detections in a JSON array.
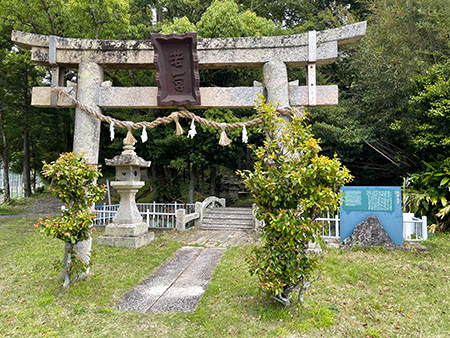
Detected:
[
  {"left": 162, "top": 228, "right": 259, "bottom": 247},
  {"left": 118, "top": 229, "right": 259, "bottom": 313},
  {"left": 118, "top": 246, "right": 224, "bottom": 313}
]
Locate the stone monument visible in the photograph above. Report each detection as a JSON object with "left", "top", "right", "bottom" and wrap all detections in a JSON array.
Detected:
[
  {"left": 342, "top": 215, "right": 396, "bottom": 249},
  {"left": 340, "top": 186, "right": 403, "bottom": 245}
]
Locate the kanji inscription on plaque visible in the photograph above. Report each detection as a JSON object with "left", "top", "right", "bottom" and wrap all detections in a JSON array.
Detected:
[{"left": 151, "top": 33, "right": 201, "bottom": 106}]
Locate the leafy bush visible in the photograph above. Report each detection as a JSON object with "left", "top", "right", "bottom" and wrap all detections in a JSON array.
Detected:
[
  {"left": 409, "top": 62, "right": 450, "bottom": 163},
  {"left": 35, "top": 152, "right": 105, "bottom": 285},
  {"left": 403, "top": 159, "right": 450, "bottom": 232},
  {"left": 239, "top": 100, "right": 352, "bottom": 306}
]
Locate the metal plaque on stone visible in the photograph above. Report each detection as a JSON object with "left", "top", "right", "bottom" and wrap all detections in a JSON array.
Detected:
[
  {"left": 340, "top": 186, "right": 403, "bottom": 245},
  {"left": 151, "top": 33, "right": 201, "bottom": 106}
]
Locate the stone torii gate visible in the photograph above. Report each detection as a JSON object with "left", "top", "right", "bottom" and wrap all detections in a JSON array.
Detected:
[
  {"left": 12, "top": 22, "right": 366, "bottom": 283},
  {"left": 12, "top": 21, "right": 366, "bottom": 166}
]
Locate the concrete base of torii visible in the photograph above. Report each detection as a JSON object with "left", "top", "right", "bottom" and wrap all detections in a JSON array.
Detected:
[{"left": 98, "top": 181, "right": 154, "bottom": 249}]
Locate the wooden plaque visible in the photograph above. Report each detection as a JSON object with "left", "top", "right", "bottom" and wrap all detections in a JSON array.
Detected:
[{"left": 151, "top": 33, "right": 201, "bottom": 106}]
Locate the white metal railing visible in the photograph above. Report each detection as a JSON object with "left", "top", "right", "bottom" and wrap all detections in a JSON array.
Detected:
[
  {"left": 315, "top": 212, "right": 429, "bottom": 242},
  {"left": 0, "top": 168, "right": 44, "bottom": 200},
  {"left": 94, "top": 202, "right": 196, "bottom": 229},
  {"left": 94, "top": 200, "right": 429, "bottom": 241},
  {"left": 202, "top": 196, "right": 226, "bottom": 209},
  {"left": 94, "top": 204, "right": 119, "bottom": 225},
  {"left": 316, "top": 211, "right": 340, "bottom": 239},
  {"left": 251, "top": 206, "right": 341, "bottom": 239},
  {"left": 403, "top": 213, "right": 428, "bottom": 241}
]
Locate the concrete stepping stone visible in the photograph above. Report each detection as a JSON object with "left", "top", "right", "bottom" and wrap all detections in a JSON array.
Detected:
[
  {"left": 149, "top": 247, "right": 224, "bottom": 313},
  {"left": 117, "top": 246, "right": 224, "bottom": 313}
]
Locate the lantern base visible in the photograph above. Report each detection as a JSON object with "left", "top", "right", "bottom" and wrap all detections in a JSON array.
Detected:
[
  {"left": 98, "top": 231, "right": 154, "bottom": 249},
  {"left": 104, "top": 221, "right": 148, "bottom": 237}
]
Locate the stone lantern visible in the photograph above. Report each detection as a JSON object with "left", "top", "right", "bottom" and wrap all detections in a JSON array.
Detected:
[{"left": 98, "top": 131, "right": 154, "bottom": 249}]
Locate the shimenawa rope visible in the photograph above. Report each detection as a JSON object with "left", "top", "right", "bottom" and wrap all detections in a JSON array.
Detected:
[{"left": 54, "top": 87, "right": 297, "bottom": 146}]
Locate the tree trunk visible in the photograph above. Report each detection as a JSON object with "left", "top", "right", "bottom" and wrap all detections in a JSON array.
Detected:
[
  {"left": 2, "top": 150, "right": 10, "bottom": 203},
  {"left": 33, "top": 169, "right": 37, "bottom": 193},
  {"left": 201, "top": 167, "right": 205, "bottom": 195},
  {"left": 272, "top": 283, "right": 298, "bottom": 307},
  {"left": 187, "top": 162, "right": 196, "bottom": 203},
  {"left": 63, "top": 238, "right": 92, "bottom": 288},
  {"left": 210, "top": 165, "right": 217, "bottom": 195},
  {"left": 39, "top": 0, "right": 57, "bottom": 35},
  {"left": 22, "top": 66, "right": 32, "bottom": 198},
  {"left": 89, "top": 0, "right": 101, "bottom": 39},
  {"left": 237, "top": 151, "right": 242, "bottom": 171},
  {"left": 149, "top": 166, "right": 158, "bottom": 201},
  {"left": 246, "top": 147, "right": 252, "bottom": 170},
  {"left": 0, "top": 109, "right": 10, "bottom": 202},
  {"left": 23, "top": 126, "right": 31, "bottom": 197}
]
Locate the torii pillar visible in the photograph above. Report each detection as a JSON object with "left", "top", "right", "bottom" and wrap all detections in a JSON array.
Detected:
[
  {"left": 73, "top": 62, "right": 103, "bottom": 162},
  {"left": 66, "top": 62, "right": 103, "bottom": 281}
]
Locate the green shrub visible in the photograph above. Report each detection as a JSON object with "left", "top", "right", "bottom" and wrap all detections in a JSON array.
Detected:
[
  {"left": 239, "top": 99, "right": 352, "bottom": 306},
  {"left": 35, "top": 152, "right": 106, "bottom": 286}
]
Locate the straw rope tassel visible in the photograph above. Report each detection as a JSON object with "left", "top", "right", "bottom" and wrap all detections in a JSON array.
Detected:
[
  {"left": 124, "top": 124, "right": 137, "bottom": 145},
  {"left": 219, "top": 123, "right": 232, "bottom": 146},
  {"left": 172, "top": 112, "right": 184, "bottom": 135}
]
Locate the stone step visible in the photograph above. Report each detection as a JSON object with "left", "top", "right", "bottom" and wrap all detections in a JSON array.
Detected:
[
  {"left": 201, "top": 207, "right": 254, "bottom": 230},
  {"left": 201, "top": 221, "right": 254, "bottom": 230},
  {"left": 204, "top": 207, "right": 253, "bottom": 215},
  {"left": 203, "top": 213, "right": 253, "bottom": 220},
  {"left": 202, "top": 218, "right": 254, "bottom": 226},
  {"left": 201, "top": 224, "right": 253, "bottom": 230}
]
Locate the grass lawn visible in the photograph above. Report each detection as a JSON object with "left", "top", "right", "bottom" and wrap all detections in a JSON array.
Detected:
[{"left": 1, "top": 216, "right": 449, "bottom": 337}]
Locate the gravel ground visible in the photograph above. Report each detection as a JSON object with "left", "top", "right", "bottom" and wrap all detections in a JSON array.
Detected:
[
  {"left": 26, "top": 195, "right": 64, "bottom": 214},
  {"left": 0, "top": 194, "right": 64, "bottom": 216}
]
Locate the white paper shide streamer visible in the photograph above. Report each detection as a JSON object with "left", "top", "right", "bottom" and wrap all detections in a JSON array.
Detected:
[
  {"left": 187, "top": 119, "right": 197, "bottom": 139},
  {"left": 109, "top": 121, "right": 115, "bottom": 141},
  {"left": 242, "top": 125, "right": 248, "bottom": 144},
  {"left": 141, "top": 126, "right": 148, "bottom": 143}
]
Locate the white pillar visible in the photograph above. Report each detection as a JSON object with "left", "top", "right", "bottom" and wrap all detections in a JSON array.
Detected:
[
  {"left": 176, "top": 209, "right": 186, "bottom": 231},
  {"left": 194, "top": 202, "right": 202, "bottom": 227},
  {"left": 422, "top": 216, "right": 428, "bottom": 240}
]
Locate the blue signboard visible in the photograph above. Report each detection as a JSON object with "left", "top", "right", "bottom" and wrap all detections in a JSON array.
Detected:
[{"left": 340, "top": 186, "right": 402, "bottom": 245}]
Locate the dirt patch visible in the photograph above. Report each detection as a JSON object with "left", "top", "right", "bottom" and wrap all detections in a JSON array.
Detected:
[
  {"left": 26, "top": 195, "right": 64, "bottom": 214},
  {"left": 1, "top": 193, "right": 64, "bottom": 215}
]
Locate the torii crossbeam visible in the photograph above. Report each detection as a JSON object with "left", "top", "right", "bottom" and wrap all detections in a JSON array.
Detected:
[{"left": 12, "top": 22, "right": 366, "bottom": 110}]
